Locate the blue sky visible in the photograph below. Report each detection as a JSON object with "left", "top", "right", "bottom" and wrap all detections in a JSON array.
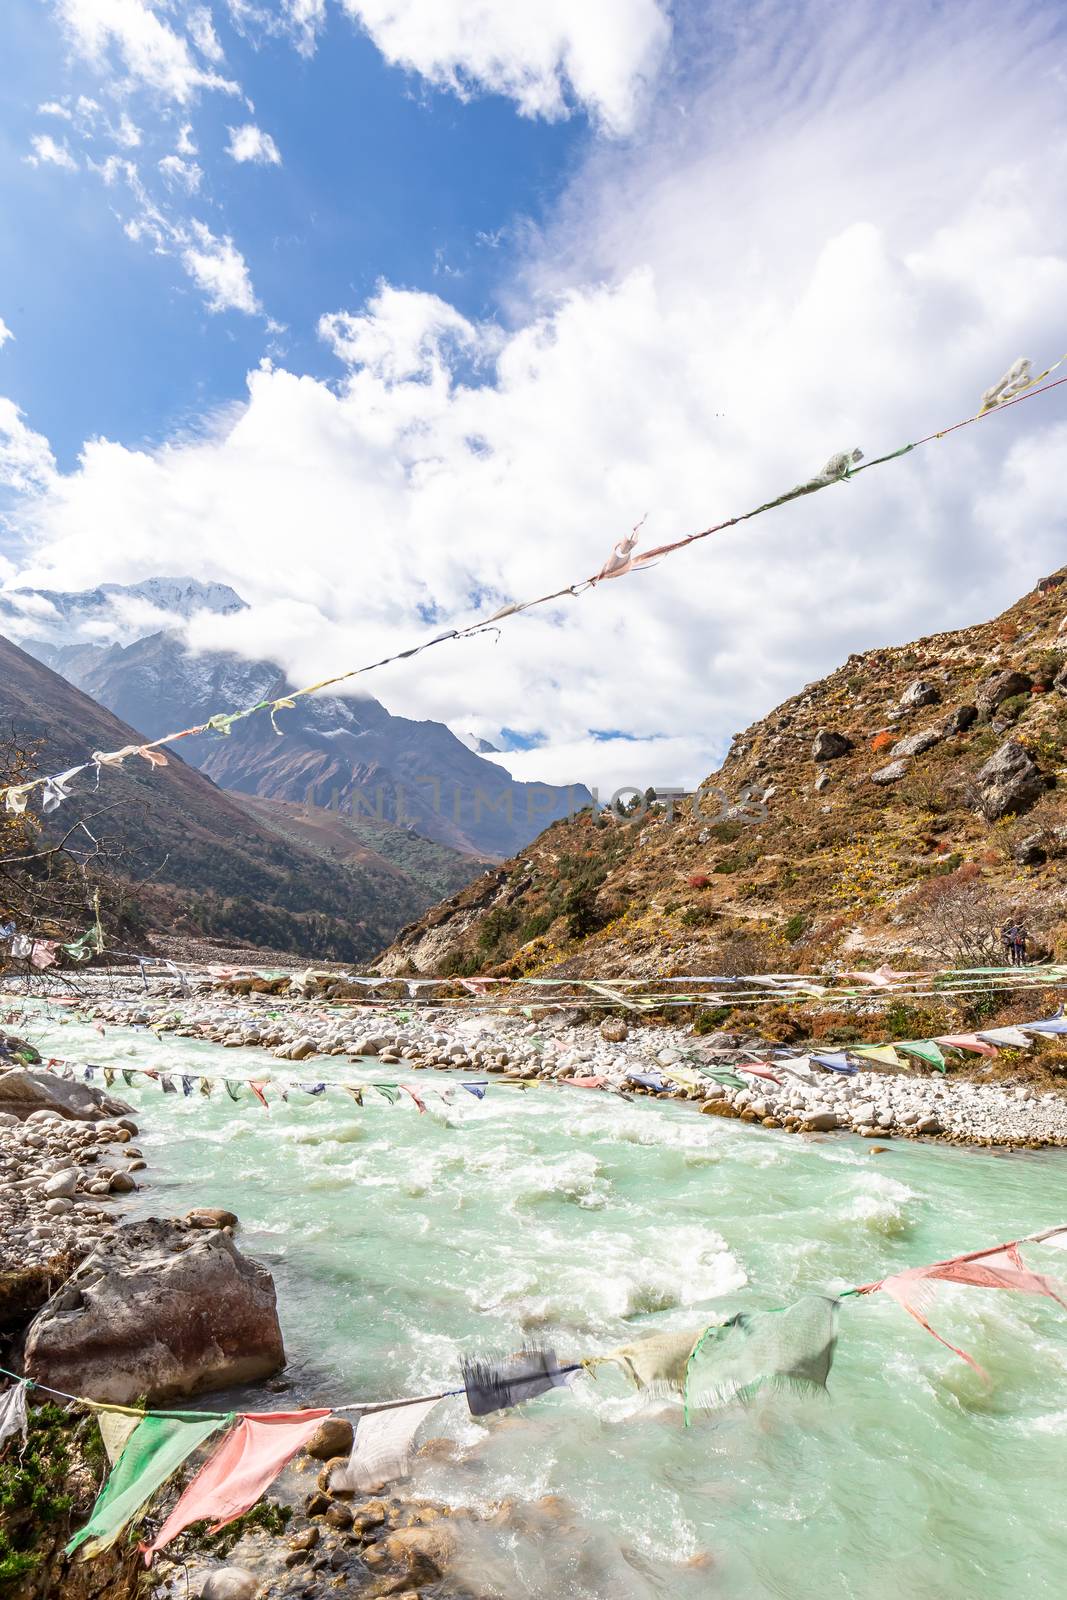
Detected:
[
  {"left": 1, "top": 1, "right": 582, "bottom": 471},
  {"left": 2, "top": 2, "right": 1066, "bottom": 794}
]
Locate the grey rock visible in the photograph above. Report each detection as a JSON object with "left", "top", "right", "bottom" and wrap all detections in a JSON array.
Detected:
[
  {"left": 1012, "top": 831, "right": 1047, "bottom": 865},
  {"left": 899, "top": 679, "right": 940, "bottom": 709},
  {"left": 200, "top": 1569, "right": 259, "bottom": 1600},
  {"left": 803, "top": 1110, "right": 840, "bottom": 1131},
  {"left": 814, "top": 771, "right": 831, "bottom": 792},
  {"left": 42, "top": 1169, "right": 79, "bottom": 1199},
  {"left": 850, "top": 1102, "right": 877, "bottom": 1124},
  {"left": 871, "top": 759, "right": 910, "bottom": 785},
  {"left": 943, "top": 704, "right": 978, "bottom": 735},
  {"left": 288, "top": 1037, "right": 317, "bottom": 1062},
  {"left": 976, "top": 669, "right": 1031, "bottom": 714},
  {"left": 812, "top": 729, "right": 853, "bottom": 762},
  {"left": 43, "top": 1197, "right": 73, "bottom": 1216},
  {"left": 599, "top": 1018, "right": 629, "bottom": 1043},
  {"left": 974, "top": 740, "right": 1049, "bottom": 819},
  {"left": 915, "top": 1115, "right": 943, "bottom": 1134},
  {"left": 20, "top": 1215, "right": 285, "bottom": 1404},
  {"left": 0, "top": 1069, "right": 131, "bottom": 1124},
  {"left": 892, "top": 725, "right": 943, "bottom": 759}
]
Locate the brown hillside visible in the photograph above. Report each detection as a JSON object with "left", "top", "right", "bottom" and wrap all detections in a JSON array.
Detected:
[
  {"left": 377, "top": 568, "right": 1067, "bottom": 978},
  {"left": 0, "top": 633, "right": 457, "bottom": 962}
]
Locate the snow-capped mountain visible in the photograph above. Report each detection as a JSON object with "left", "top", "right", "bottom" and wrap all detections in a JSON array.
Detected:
[
  {"left": 15, "top": 579, "right": 590, "bottom": 859},
  {"left": 0, "top": 576, "right": 244, "bottom": 646}
]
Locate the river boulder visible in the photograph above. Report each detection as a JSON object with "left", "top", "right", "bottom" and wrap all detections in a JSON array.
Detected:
[
  {"left": 0, "top": 1068, "right": 132, "bottom": 1124},
  {"left": 18, "top": 1216, "right": 285, "bottom": 1403}
]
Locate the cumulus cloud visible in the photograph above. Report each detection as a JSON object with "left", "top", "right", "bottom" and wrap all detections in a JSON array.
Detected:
[
  {"left": 51, "top": 0, "right": 239, "bottom": 103},
  {"left": 7, "top": 0, "right": 1067, "bottom": 792},
  {"left": 226, "top": 122, "right": 282, "bottom": 164},
  {"left": 0, "top": 401, "right": 57, "bottom": 493},
  {"left": 335, "top": 0, "right": 671, "bottom": 134},
  {"left": 26, "top": 133, "right": 79, "bottom": 170}
]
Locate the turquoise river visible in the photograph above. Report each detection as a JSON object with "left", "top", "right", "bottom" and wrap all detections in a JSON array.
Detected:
[{"left": 25, "top": 1007, "right": 1067, "bottom": 1600}]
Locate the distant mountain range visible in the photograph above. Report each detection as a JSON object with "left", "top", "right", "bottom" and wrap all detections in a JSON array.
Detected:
[
  {"left": 0, "top": 633, "right": 484, "bottom": 962},
  {"left": 4, "top": 577, "right": 590, "bottom": 859}
]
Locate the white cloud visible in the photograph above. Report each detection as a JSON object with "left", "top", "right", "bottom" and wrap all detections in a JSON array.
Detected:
[
  {"left": 0, "top": 400, "right": 57, "bottom": 493},
  {"left": 158, "top": 153, "right": 203, "bottom": 192},
  {"left": 179, "top": 220, "right": 261, "bottom": 313},
  {"left": 8, "top": 0, "right": 1067, "bottom": 792},
  {"left": 282, "top": 0, "right": 326, "bottom": 55},
  {"left": 335, "top": 0, "right": 671, "bottom": 134},
  {"left": 319, "top": 284, "right": 494, "bottom": 382},
  {"left": 0, "top": 319, "right": 13, "bottom": 349},
  {"left": 52, "top": 0, "right": 239, "bottom": 103},
  {"left": 38, "top": 100, "right": 73, "bottom": 119},
  {"left": 226, "top": 122, "right": 282, "bottom": 164},
  {"left": 26, "top": 133, "right": 79, "bottom": 170},
  {"left": 176, "top": 121, "right": 198, "bottom": 155},
  {"left": 187, "top": 4, "right": 225, "bottom": 62},
  {"left": 110, "top": 109, "right": 142, "bottom": 146}
]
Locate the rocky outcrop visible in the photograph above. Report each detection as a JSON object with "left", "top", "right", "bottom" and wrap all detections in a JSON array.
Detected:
[
  {"left": 977, "top": 668, "right": 1031, "bottom": 714},
  {"left": 0, "top": 1067, "right": 132, "bottom": 1123},
  {"left": 19, "top": 1216, "right": 285, "bottom": 1403},
  {"left": 871, "top": 759, "right": 909, "bottom": 785},
  {"left": 974, "top": 740, "right": 1049, "bottom": 820},
  {"left": 892, "top": 725, "right": 943, "bottom": 759},
  {"left": 943, "top": 704, "right": 978, "bottom": 735},
  {"left": 812, "top": 729, "right": 853, "bottom": 761},
  {"left": 899, "top": 679, "right": 940, "bottom": 709}
]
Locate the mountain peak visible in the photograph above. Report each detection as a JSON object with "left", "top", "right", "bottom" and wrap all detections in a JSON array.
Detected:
[{"left": 0, "top": 575, "right": 246, "bottom": 645}]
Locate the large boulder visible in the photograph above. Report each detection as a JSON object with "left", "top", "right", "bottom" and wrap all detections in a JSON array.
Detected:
[
  {"left": 0, "top": 1068, "right": 132, "bottom": 1124},
  {"left": 871, "top": 759, "right": 909, "bottom": 785},
  {"left": 892, "top": 725, "right": 943, "bottom": 759},
  {"left": 19, "top": 1217, "right": 285, "bottom": 1403},
  {"left": 976, "top": 669, "right": 1031, "bottom": 714},
  {"left": 974, "top": 740, "right": 1049, "bottom": 820},
  {"left": 812, "top": 729, "right": 853, "bottom": 761},
  {"left": 899, "top": 680, "right": 940, "bottom": 709},
  {"left": 943, "top": 704, "right": 978, "bottom": 735}
]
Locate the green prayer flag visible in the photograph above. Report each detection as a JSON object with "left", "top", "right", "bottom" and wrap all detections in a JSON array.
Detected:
[
  {"left": 896, "top": 1040, "right": 947, "bottom": 1072},
  {"left": 66, "top": 1412, "right": 230, "bottom": 1559},
  {"left": 373, "top": 1083, "right": 401, "bottom": 1105},
  {"left": 225, "top": 1079, "right": 242, "bottom": 1102},
  {"left": 121, "top": 1070, "right": 135, "bottom": 1088},
  {"left": 699, "top": 1066, "right": 748, "bottom": 1089},
  {"left": 684, "top": 1296, "right": 838, "bottom": 1424}
]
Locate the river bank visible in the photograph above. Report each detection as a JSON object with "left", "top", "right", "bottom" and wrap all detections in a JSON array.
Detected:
[
  {"left": 21, "top": 971, "right": 1067, "bottom": 1148},
  {"left": 4, "top": 982, "right": 1067, "bottom": 1600}
]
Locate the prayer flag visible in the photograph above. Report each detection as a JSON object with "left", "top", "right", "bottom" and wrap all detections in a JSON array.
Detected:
[
  {"left": 343, "top": 1086, "right": 364, "bottom": 1106},
  {"left": 249, "top": 1080, "right": 269, "bottom": 1109},
  {"left": 88, "top": 1406, "right": 144, "bottom": 1465},
  {"left": 299, "top": 1083, "right": 327, "bottom": 1096},
  {"left": 67, "top": 1412, "right": 230, "bottom": 1560},
  {"left": 863, "top": 1240, "right": 1067, "bottom": 1376},
  {"left": 374, "top": 1084, "right": 401, "bottom": 1105},
  {"left": 461, "top": 1082, "right": 487, "bottom": 1099},
  {"left": 896, "top": 1041, "right": 947, "bottom": 1071},
  {"left": 199, "top": 1077, "right": 212, "bottom": 1097},
  {"left": 587, "top": 1328, "right": 705, "bottom": 1400},
  {"left": 463, "top": 1349, "right": 571, "bottom": 1416},
  {"left": 160, "top": 1075, "right": 177, "bottom": 1094},
  {"left": 402, "top": 1086, "right": 427, "bottom": 1114},
  {"left": 329, "top": 1399, "right": 441, "bottom": 1494},
  {"left": 181, "top": 1075, "right": 195, "bottom": 1097},
  {"left": 810, "top": 1053, "right": 858, "bottom": 1075},
  {"left": 684, "top": 1296, "right": 839, "bottom": 1420},
  {"left": 102, "top": 1068, "right": 116, "bottom": 1088},
  {"left": 225, "top": 1080, "right": 242, "bottom": 1102},
  {"left": 0, "top": 1379, "right": 29, "bottom": 1454},
  {"left": 851, "top": 1046, "right": 902, "bottom": 1069},
  {"left": 122, "top": 1070, "right": 135, "bottom": 1087},
  {"left": 935, "top": 1034, "right": 998, "bottom": 1057},
  {"left": 142, "top": 1410, "right": 330, "bottom": 1563}
]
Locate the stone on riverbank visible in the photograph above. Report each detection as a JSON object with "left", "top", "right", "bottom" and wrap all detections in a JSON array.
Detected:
[
  {"left": 19, "top": 1216, "right": 285, "bottom": 1404},
  {"left": 0, "top": 1068, "right": 132, "bottom": 1123}
]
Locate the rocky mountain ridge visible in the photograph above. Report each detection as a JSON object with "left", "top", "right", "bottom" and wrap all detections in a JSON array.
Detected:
[
  {"left": 11, "top": 579, "right": 589, "bottom": 858},
  {"left": 0, "top": 634, "right": 482, "bottom": 962},
  {"left": 377, "top": 568, "right": 1067, "bottom": 977}
]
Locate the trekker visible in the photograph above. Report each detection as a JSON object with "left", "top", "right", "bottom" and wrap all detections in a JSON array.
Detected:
[
  {"left": 1015, "top": 921, "right": 1029, "bottom": 965},
  {"left": 1001, "top": 920, "right": 1019, "bottom": 965}
]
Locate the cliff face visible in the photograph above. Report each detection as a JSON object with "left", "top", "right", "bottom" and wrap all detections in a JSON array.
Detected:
[{"left": 377, "top": 570, "right": 1067, "bottom": 977}]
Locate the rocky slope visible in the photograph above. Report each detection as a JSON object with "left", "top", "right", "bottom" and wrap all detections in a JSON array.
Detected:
[
  {"left": 10, "top": 577, "right": 590, "bottom": 858},
  {"left": 0, "top": 634, "right": 471, "bottom": 962},
  {"left": 377, "top": 568, "right": 1067, "bottom": 977}
]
